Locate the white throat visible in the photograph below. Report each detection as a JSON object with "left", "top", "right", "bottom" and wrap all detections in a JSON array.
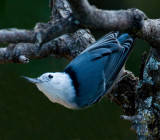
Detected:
[{"left": 36, "top": 72, "right": 77, "bottom": 109}]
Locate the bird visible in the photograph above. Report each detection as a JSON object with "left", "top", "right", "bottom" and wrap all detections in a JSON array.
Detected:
[{"left": 22, "top": 32, "right": 134, "bottom": 109}]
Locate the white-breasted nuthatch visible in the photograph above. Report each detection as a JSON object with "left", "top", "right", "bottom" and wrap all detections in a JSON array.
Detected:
[{"left": 23, "top": 32, "right": 134, "bottom": 109}]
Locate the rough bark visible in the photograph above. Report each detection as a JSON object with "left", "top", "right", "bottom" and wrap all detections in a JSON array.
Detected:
[
  {"left": 67, "top": 0, "right": 146, "bottom": 32},
  {"left": 0, "top": 29, "right": 94, "bottom": 63},
  {"left": 0, "top": 0, "right": 160, "bottom": 139}
]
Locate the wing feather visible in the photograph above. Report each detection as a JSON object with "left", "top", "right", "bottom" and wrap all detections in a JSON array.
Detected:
[{"left": 65, "top": 32, "right": 134, "bottom": 108}]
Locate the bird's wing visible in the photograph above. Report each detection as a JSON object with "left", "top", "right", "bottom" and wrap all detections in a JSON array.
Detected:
[{"left": 64, "top": 32, "right": 134, "bottom": 108}]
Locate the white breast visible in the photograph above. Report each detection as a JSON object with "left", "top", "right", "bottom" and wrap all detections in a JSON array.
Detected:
[{"left": 36, "top": 72, "right": 78, "bottom": 109}]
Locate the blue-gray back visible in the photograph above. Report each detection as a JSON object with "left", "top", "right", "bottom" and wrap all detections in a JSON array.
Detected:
[{"left": 64, "top": 32, "right": 134, "bottom": 108}]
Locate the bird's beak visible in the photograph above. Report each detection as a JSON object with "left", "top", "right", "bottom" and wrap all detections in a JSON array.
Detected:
[{"left": 21, "top": 76, "right": 41, "bottom": 84}]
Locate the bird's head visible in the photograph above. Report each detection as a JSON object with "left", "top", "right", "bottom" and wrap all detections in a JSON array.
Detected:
[
  {"left": 22, "top": 72, "right": 62, "bottom": 93},
  {"left": 22, "top": 72, "right": 77, "bottom": 109},
  {"left": 22, "top": 72, "right": 54, "bottom": 84}
]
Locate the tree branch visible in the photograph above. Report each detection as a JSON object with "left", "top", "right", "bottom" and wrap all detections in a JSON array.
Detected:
[
  {"left": 67, "top": 0, "right": 146, "bottom": 32},
  {"left": 0, "top": 29, "right": 35, "bottom": 43},
  {"left": 0, "top": 0, "right": 81, "bottom": 44},
  {"left": 0, "top": 16, "right": 80, "bottom": 44},
  {"left": 67, "top": 0, "right": 160, "bottom": 48},
  {"left": 138, "top": 19, "right": 160, "bottom": 47},
  {"left": 0, "top": 29, "right": 94, "bottom": 63}
]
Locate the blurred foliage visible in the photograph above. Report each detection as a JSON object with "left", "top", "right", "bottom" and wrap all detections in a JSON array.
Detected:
[{"left": 0, "top": 0, "right": 159, "bottom": 139}]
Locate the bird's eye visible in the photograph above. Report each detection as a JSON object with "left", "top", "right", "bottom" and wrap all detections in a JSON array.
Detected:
[{"left": 48, "top": 74, "right": 53, "bottom": 79}]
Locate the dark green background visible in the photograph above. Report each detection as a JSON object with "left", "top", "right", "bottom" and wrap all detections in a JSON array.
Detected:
[{"left": 0, "top": 0, "right": 158, "bottom": 139}]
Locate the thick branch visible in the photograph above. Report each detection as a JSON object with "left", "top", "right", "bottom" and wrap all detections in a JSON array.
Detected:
[
  {"left": 0, "top": 29, "right": 95, "bottom": 63},
  {"left": 0, "top": 29, "right": 35, "bottom": 43},
  {"left": 0, "top": 0, "right": 80, "bottom": 44},
  {"left": 0, "top": 17, "right": 80, "bottom": 44},
  {"left": 138, "top": 19, "right": 160, "bottom": 47},
  {"left": 1, "top": 0, "right": 160, "bottom": 49},
  {"left": 67, "top": 0, "right": 160, "bottom": 48},
  {"left": 67, "top": 0, "right": 146, "bottom": 32}
]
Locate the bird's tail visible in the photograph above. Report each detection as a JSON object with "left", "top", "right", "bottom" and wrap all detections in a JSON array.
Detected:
[
  {"left": 96, "top": 31, "right": 135, "bottom": 48},
  {"left": 117, "top": 32, "right": 135, "bottom": 49}
]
